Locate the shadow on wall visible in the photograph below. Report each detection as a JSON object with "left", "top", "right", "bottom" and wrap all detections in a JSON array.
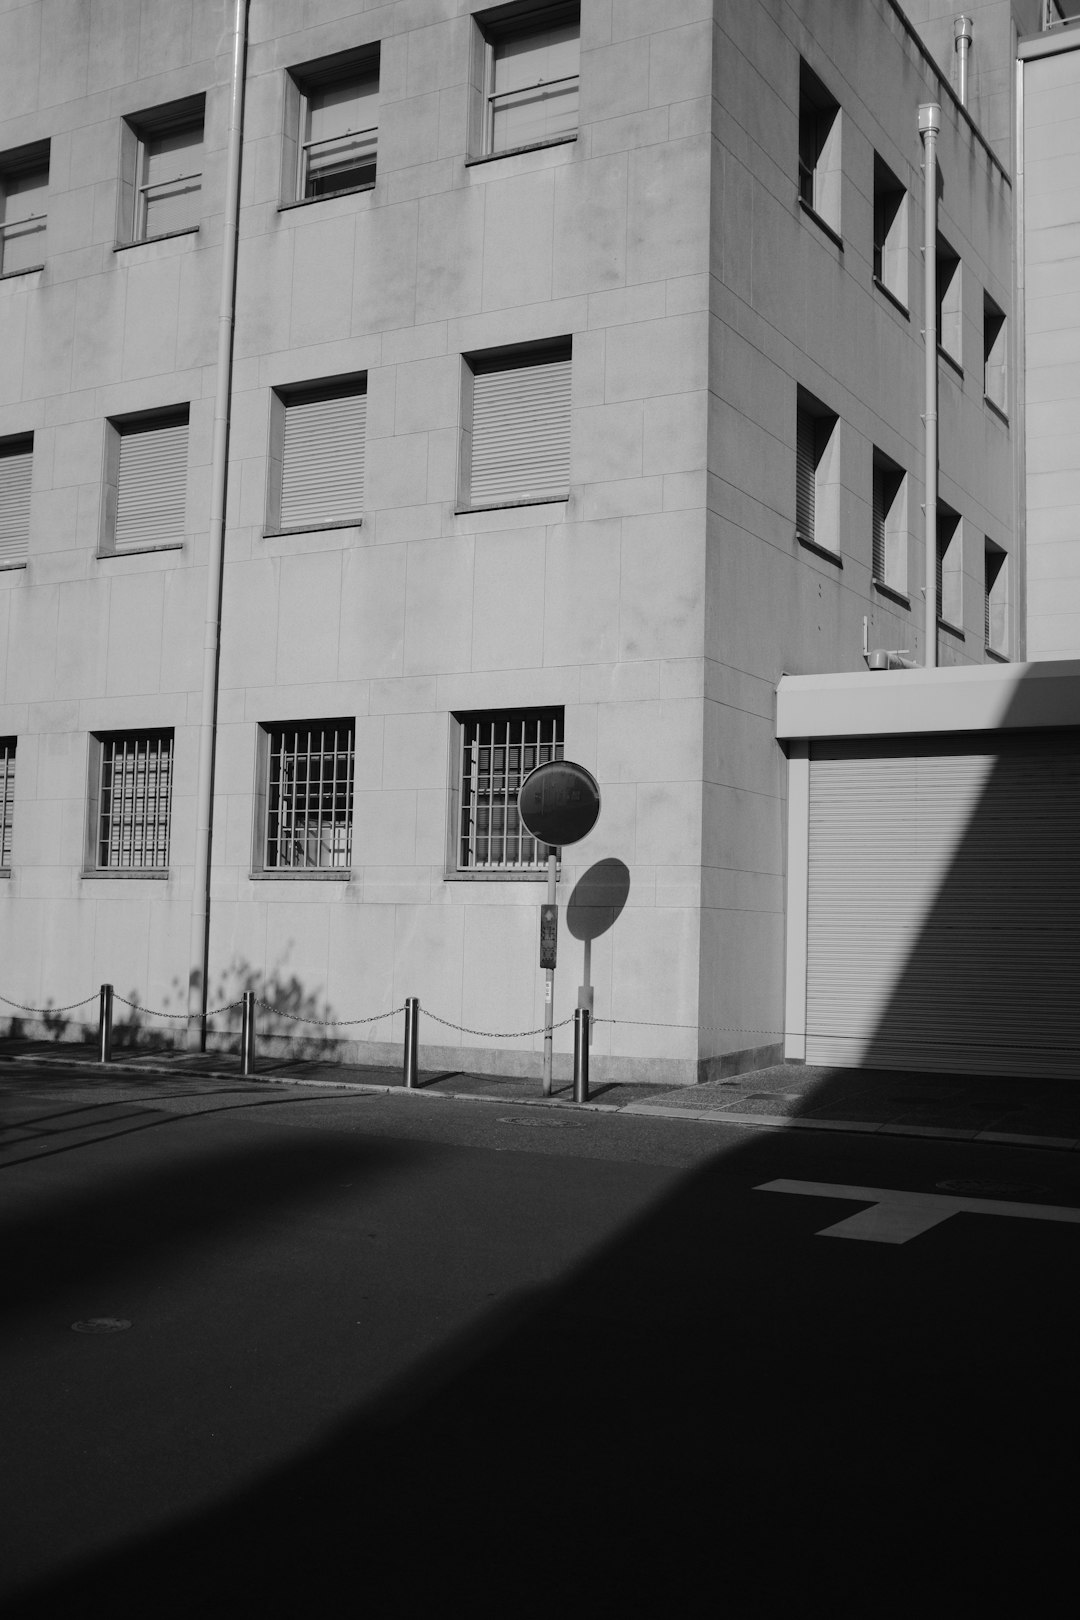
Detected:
[
  {"left": 565, "top": 857, "right": 631, "bottom": 1014},
  {"left": 799, "top": 665, "right": 1080, "bottom": 1094}
]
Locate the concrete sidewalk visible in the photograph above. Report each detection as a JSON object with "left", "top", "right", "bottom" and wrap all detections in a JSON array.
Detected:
[{"left": 2, "top": 1036, "right": 1079, "bottom": 1151}]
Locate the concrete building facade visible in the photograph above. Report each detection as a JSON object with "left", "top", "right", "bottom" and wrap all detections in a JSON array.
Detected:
[{"left": 0, "top": 0, "right": 1036, "bottom": 1082}]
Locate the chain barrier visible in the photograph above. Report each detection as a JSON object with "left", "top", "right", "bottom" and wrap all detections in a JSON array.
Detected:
[
  {"left": 421, "top": 1007, "right": 576, "bottom": 1039},
  {"left": 112, "top": 995, "right": 246, "bottom": 1020},
  {"left": 0, "top": 992, "right": 98, "bottom": 1016},
  {"left": 595, "top": 1017, "right": 783, "bottom": 1036},
  {"left": 255, "top": 1000, "right": 404, "bottom": 1027}
]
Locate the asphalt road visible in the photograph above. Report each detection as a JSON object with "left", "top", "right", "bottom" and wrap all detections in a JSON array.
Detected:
[{"left": 2, "top": 1063, "right": 1077, "bottom": 1616}]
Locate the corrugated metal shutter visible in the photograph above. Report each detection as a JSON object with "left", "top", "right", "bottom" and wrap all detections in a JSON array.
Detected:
[
  {"left": 805, "top": 733, "right": 1080, "bottom": 1078},
  {"left": 114, "top": 417, "right": 187, "bottom": 550},
  {"left": 0, "top": 440, "right": 33, "bottom": 564},
  {"left": 280, "top": 386, "right": 366, "bottom": 529},
  {"left": 796, "top": 407, "right": 815, "bottom": 541},
  {"left": 470, "top": 354, "right": 571, "bottom": 506}
]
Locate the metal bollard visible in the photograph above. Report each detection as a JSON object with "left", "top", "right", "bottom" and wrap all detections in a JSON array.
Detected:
[
  {"left": 240, "top": 991, "right": 256, "bottom": 1077},
  {"left": 573, "top": 1006, "right": 590, "bottom": 1103},
  {"left": 97, "top": 983, "right": 114, "bottom": 1065},
  {"left": 403, "top": 997, "right": 419, "bottom": 1089}
]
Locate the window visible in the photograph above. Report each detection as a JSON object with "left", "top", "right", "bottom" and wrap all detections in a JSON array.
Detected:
[
  {"left": 872, "top": 450, "right": 907, "bottom": 595},
  {"left": 268, "top": 379, "right": 367, "bottom": 533},
  {"left": 873, "top": 155, "right": 907, "bottom": 307},
  {"left": 0, "top": 434, "right": 32, "bottom": 567},
  {"left": 795, "top": 389, "right": 840, "bottom": 554},
  {"left": 455, "top": 709, "right": 563, "bottom": 872},
  {"left": 102, "top": 409, "right": 188, "bottom": 554},
  {"left": 254, "top": 721, "right": 355, "bottom": 872},
  {"left": 984, "top": 294, "right": 1007, "bottom": 414},
  {"left": 0, "top": 739, "right": 14, "bottom": 871},
  {"left": 475, "top": 2, "right": 580, "bottom": 157},
  {"left": 798, "top": 61, "right": 841, "bottom": 236},
  {"left": 985, "top": 538, "right": 1009, "bottom": 657},
  {"left": 936, "top": 505, "right": 963, "bottom": 629},
  {"left": 119, "top": 97, "right": 204, "bottom": 243},
  {"left": 0, "top": 141, "right": 48, "bottom": 276},
  {"left": 285, "top": 47, "right": 379, "bottom": 203},
  {"left": 462, "top": 341, "right": 571, "bottom": 509},
  {"left": 89, "top": 731, "right": 174, "bottom": 872},
  {"left": 937, "top": 237, "right": 962, "bottom": 366}
]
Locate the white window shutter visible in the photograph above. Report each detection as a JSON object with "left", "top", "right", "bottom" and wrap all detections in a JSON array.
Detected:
[
  {"left": 280, "top": 387, "right": 366, "bottom": 529},
  {"left": 0, "top": 442, "right": 32, "bottom": 564},
  {"left": 470, "top": 355, "right": 571, "bottom": 506},
  {"left": 114, "top": 418, "right": 188, "bottom": 550}
]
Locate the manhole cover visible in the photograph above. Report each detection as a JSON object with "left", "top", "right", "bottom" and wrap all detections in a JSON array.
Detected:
[
  {"left": 496, "top": 1116, "right": 583, "bottom": 1129},
  {"left": 71, "top": 1318, "right": 131, "bottom": 1334},
  {"left": 936, "top": 1180, "right": 1050, "bottom": 1199}
]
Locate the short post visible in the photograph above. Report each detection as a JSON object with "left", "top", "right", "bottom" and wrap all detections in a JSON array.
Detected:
[
  {"left": 573, "top": 1006, "right": 590, "bottom": 1104},
  {"left": 240, "top": 991, "right": 256, "bottom": 1077},
  {"left": 403, "top": 997, "right": 419, "bottom": 1089},
  {"left": 97, "top": 983, "right": 113, "bottom": 1065},
  {"left": 542, "top": 846, "right": 558, "bottom": 1097}
]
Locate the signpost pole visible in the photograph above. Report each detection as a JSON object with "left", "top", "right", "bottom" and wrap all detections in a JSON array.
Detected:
[{"left": 542, "top": 845, "right": 557, "bottom": 1096}]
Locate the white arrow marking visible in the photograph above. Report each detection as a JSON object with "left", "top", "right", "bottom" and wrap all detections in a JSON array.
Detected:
[{"left": 756, "top": 1179, "right": 1080, "bottom": 1245}]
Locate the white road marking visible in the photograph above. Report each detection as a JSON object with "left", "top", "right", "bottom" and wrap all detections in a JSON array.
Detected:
[{"left": 755, "top": 1179, "right": 1080, "bottom": 1245}]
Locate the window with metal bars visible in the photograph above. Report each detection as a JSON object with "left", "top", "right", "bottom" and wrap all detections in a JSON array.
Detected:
[
  {"left": 92, "top": 731, "right": 173, "bottom": 871},
  {"left": 284, "top": 46, "right": 380, "bottom": 204},
  {"left": 463, "top": 341, "right": 571, "bottom": 509},
  {"left": 456, "top": 709, "right": 563, "bottom": 872},
  {"left": 0, "top": 141, "right": 48, "bottom": 276},
  {"left": 258, "top": 721, "right": 355, "bottom": 872},
  {"left": 0, "top": 738, "right": 14, "bottom": 870},
  {"left": 120, "top": 98, "right": 204, "bottom": 244},
  {"left": 477, "top": 2, "right": 580, "bottom": 157}
]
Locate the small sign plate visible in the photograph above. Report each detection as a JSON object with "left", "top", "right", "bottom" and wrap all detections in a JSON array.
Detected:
[{"left": 540, "top": 904, "right": 558, "bottom": 970}]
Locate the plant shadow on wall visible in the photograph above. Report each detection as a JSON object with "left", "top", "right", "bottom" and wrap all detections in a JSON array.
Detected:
[{"left": 781, "top": 666, "right": 1080, "bottom": 1128}]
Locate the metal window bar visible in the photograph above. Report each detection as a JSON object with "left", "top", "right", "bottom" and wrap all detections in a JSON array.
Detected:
[
  {"left": 301, "top": 127, "right": 377, "bottom": 197},
  {"left": 136, "top": 170, "right": 202, "bottom": 238},
  {"left": 459, "top": 713, "right": 563, "bottom": 870},
  {"left": 0, "top": 739, "right": 14, "bottom": 867},
  {"left": 488, "top": 71, "right": 578, "bottom": 131},
  {"left": 265, "top": 723, "right": 354, "bottom": 870},
  {"left": 97, "top": 733, "right": 172, "bottom": 869},
  {"left": 0, "top": 215, "right": 46, "bottom": 260}
]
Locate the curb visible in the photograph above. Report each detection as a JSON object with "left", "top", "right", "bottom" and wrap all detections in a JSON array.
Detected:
[
  {"left": 3, "top": 1053, "right": 1078, "bottom": 1151},
  {"left": 622, "top": 1103, "right": 1080, "bottom": 1152}
]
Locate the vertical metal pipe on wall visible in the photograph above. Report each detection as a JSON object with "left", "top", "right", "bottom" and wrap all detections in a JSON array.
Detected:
[
  {"left": 954, "top": 17, "right": 973, "bottom": 108},
  {"left": 188, "top": 0, "right": 249, "bottom": 1047},
  {"left": 919, "top": 103, "right": 941, "bottom": 670}
]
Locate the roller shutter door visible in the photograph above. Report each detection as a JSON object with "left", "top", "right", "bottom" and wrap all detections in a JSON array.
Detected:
[{"left": 805, "top": 731, "right": 1080, "bottom": 1078}]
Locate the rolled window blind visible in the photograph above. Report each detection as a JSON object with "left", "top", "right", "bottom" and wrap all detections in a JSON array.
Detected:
[
  {"left": 796, "top": 406, "right": 816, "bottom": 542},
  {"left": 470, "top": 353, "right": 571, "bottom": 506},
  {"left": 280, "top": 386, "right": 366, "bottom": 529},
  {"left": 0, "top": 440, "right": 32, "bottom": 564},
  {"left": 114, "top": 416, "right": 188, "bottom": 550}
]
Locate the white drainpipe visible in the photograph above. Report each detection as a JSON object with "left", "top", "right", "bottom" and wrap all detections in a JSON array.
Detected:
[
  {"left": 188, "top": 0, "right": 249, "bottom": 1047},
  {"left": 954, "top": 16, "right": 973, "bottom": 108},
  {"left": 919, "top": 103, "right": 941, "bottom": 669}
]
